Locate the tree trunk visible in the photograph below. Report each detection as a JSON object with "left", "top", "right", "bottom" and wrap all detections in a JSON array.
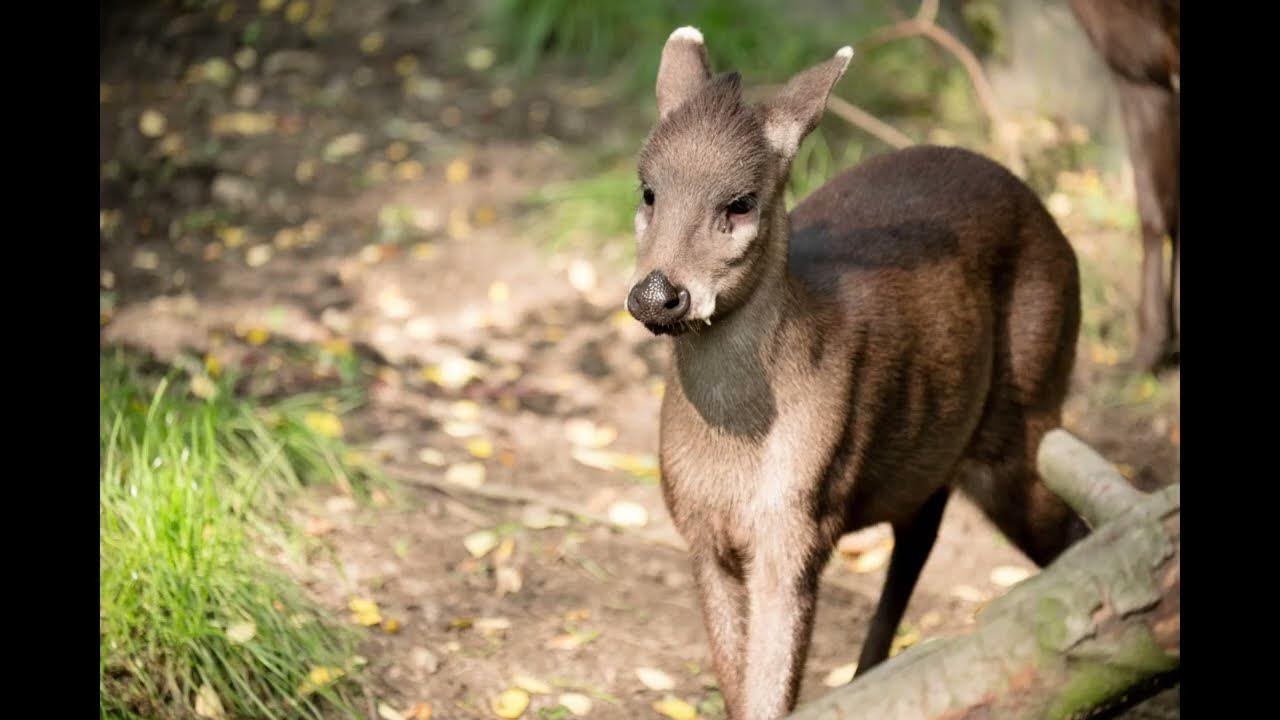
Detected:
[{"left": 787, "top": 430, "right": 1180, "bottom": 720}]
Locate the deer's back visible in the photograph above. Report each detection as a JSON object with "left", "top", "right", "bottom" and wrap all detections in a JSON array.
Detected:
[{"left": 786, "top": 145, "right": 1079, "bottom": 529}]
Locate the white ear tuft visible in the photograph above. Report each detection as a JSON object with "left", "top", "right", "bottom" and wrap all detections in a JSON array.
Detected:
[
  {"left": 670, "top": 26, "right": 704, "bottom": 44},
  {"left": 836, "top": 45, "right": 854, "bottom": 61}
]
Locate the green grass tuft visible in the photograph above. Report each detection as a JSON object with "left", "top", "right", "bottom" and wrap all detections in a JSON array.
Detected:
[{"left": 100, "top": 348, "right": 375, "bottom": 719}]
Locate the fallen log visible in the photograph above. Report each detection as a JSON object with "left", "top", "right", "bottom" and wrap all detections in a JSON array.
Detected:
[{"left": 787, "top": 429, "right": 1179, "bottom": 720}]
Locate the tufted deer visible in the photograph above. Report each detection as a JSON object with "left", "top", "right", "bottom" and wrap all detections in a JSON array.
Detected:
[
  {"left": 625, "top": 27, "right": 1092, "bottom": 720},
  {"left": 1068, "top": 0, "right": 1179, "bottom": 371}
]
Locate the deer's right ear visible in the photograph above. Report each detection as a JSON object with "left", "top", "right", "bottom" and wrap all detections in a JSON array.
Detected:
[{"left": 656, "top": 26, "right": 712, "bottom": 119}]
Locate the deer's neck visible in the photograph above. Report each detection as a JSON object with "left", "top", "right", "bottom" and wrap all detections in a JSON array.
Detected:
[{"left": 669, "top": 217, "right": 819, "bottom": 440}]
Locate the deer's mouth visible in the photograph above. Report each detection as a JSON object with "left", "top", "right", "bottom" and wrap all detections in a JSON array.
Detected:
[{"left": 644, "top": 320, "right": 695, "bottom": 337}]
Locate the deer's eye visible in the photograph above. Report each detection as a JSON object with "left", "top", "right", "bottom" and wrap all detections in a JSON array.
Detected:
[
  {"left": 727, "top": 195, "right": 756, "bottom": 216},
  {"left": 642, "top": 186, "right": 655, "bottom": 206}
]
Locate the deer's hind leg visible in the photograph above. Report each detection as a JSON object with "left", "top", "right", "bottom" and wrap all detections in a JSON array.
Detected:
[{"left": 854, "top": 486, "right": 950, "bottom": 676}]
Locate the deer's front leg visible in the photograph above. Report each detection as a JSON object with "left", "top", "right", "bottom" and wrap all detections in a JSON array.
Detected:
[
  {"left": 691, "top": 549, "right": 748, "bottom": 719},
  {"left": 738, "top": 525, "right": 823, "bottom": 720}
]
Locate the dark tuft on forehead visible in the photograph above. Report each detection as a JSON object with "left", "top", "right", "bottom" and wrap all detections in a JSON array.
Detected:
[{"left": 639, "top": 71, "right": 767, "bottom": 193}]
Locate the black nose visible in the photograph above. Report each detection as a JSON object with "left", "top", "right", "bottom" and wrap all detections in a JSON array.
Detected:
[{"left": 627, "top": 270, "right": 690, "bottom": 326}]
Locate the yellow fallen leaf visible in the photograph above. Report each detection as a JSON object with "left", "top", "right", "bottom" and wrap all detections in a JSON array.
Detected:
[
  {"left": 464, "top": 530, "right": 500, "bottom": 558},
  {"left": 489, "top": 281, "right": 511, "bottom": 304},
  {"left": 567, "top": 260, "right": 596, "bottom": 293},
  {"left": 451, "top": 400, "right": 481, "bottom": 420},
  {"left": 418, "top": 448, "right": 446, "bottom": 466},
  {"left": 475, "top": 205, "right": 498, "bottom": 226},
  {"left": 226, "top": 620, "right": 256, "bottom": 644},
  {"left": 378, "top": 703, "right": 405, "bottom": 720},
  {"left": 445, "top": 159, "right": 470, "bottom": 184},
  {"left": 990, "top": 565, "right": 1034, "bottom": 588},
  {"left": 298, "top": 666, "right": 345, "bottom": 695},
  {"left": 244, "top": 327, "right": 270, "bottom": 345},
  {"left": 361, "top": 32, "right": 385, "bottom": 54},
  {"left": 246, "top": 244, "right": 273, "bottom": 267},
  {"left": 513, "top": 674, "right": 552, "bottom": 695},
  {"left": 421, "top": 357, "right": 482, "bottom": 390},
  {"left": 395, "top": 54, "right": 420, "bottom": 77},
  {"left": 564, "top": 418, "right": 617, "bottom": 449},
  {"left": 191, "top": 374, "right": 218, "bottom": 400},
  {"left": 195, "top": 683, "right": 227, "bottom": 719},
  {"left": 304, "top": 411, "right": 344, "bottom": 439},
  {"left": 652, "top": 697, "right": 698, "bottom": 720},
  {"left": 467, "top": 438, "right": 494, "bottom": 459},
  {"left": 495, "top": 565, "right": 523, "bottom": 596},
  {"left": 636, "top": 667, "right": 675, "bottom": 691},
  {"left": 823, "top": 662, "right": 857, "bottom": 687},
  {"left": 204, "top": 354, "right": 222, "bottom": 377},
  {"left": 443, "top": 421, "right": 483, "bottom": 438},
  {"left": 406, "top": 703, "right": 433, "bottom": 720},
  {"left": 348, "top": 597, "right": 383, "bottom": 626},
  {"left": 491, "top": 688, "right": 529, "bottom": 718},
  {"left": 285, "top": 0, "right": 309, "bottom": 23},
  {"left": 608, "top": 501, "right": 648, "bottom": 528},
  {"left": 447, "top": 207, "right": 472, "bottom": 239},
  {"left": 951, "top": 584, "right": 988, "bottom": 603},
  {"left": 445, "top": 462, "right": 486, "bottom": 488},
  {"left": 890, "top": 626, "right": 920, "bottom": 657},
  {"left": 261, "top": 0, "right": 284, "bottom": 11},
  {"left": 396, "top": 160, "right": 425, "bottom": 181},
  {"left": 321, "top": 338, "right": 352, "bottom": 356},
  {"left": 558, "top": 693, "right": 592, "bottom": 716},
  {"left": 383, "top": 618, "right": 402, "bottom": 634},
  {"left": 848, "top": 536, "right": 894, "bottom": 574},
  {"left": 139, "top": 109, "right": 167, "bottom": 138},
  {"left": 493, "top": 537, "right": 516, "bottom": 565},
  {"left": 211, "top": 112, "right": 276, "bottom": 136},
  {"left": 474, "top": 617, "right": 512, "bottom": 636}
]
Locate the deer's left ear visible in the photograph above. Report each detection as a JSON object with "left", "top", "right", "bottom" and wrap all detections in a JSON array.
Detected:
[{"left": 760, "top": 46, "right": 853, "bottom": 161}]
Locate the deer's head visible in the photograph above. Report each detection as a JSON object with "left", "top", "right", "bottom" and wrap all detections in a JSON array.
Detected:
[{"left": 626, "top": 27, "right": 852, "bottom": 335}]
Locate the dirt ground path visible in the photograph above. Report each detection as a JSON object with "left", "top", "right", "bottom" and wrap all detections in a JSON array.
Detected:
[{"left": 100, "top": 2, "right": 1179, "bottom": 717}]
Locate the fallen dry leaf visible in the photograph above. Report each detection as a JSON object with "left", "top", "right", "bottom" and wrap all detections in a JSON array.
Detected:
[
  {"left": 521, "top": 505, "right": 569, "bottom": 530},
  {"left": 195, "top": 683, "right": 226, "bottom": 719},
  {"left": 445, "top": 158, "right": 470, "bottom": 184},
  {"left": 383, "top": 618, "right": 402, "bottom": 634},
  {"left": 226, "top": 620, "right": 256, "bottom": 644},
  {"left": 990, "top": 565, "right": 1034, "bottom": 588},
  {"left": 608, "top": 501, "right": 648, "bottom": 528},
  {"left": 348, "top": 597, "right": 383, "bottom": 626},
  {"left": 378, "top": 703, "right": 405, "bottom": 720},
  {"left": 474, "top": 617, "right": 512, "bottom": 636},
  {"left": 405, "top": 703, "right": 433, "bottom": 720},
  {"left": 513, "top": 674, "right": 552, "bottom": 695},
  {"left": 822, "top": 662, "right": 857, "bottom": 688},
  {"left": 847, "top": 536, "right": 893, "bottom": 574},
  {"left": 298, "top": 666, "right": 345, "bottom": 695},
  {"left": 445, "top": 462, "right": 486, "bottom": 488},
  {"left": 493, "top": 537, "right": 516, "bottom": 565},
  {"left": 443, "top": 421, "right": 484, "bottom": 438},
  {"left": 890, "top": 626, "right": 920, "bottom": 657},
  {"left": 139, "top": 109, "right": 167, "bottom": 138},
  {"left": 418, "top": 448, "right": 446, "bottom": 466},
  {"left": 558, "top": 693, "right": 592, "bottom": 717},
  {"left": 467, "top": 438, "right": 494, "bottom": 459},
  {"left": 304, "top": 411, "right": 344, "bottom": 439},
  {"left": 190, "top": 374, "right": 218, "bottom": 400},
  {"left": 564, "top": 419, "right": 617, "bottom": 449},
  {"left": 950, "top": 584, "right": 988, "bottom": 603},
  {"left": 635, "top": 667, "right": 675, "bottom": 691},
  {"left": 495, "top": 565, "right": 523, "bottom": 596},
  {"left": 490, "top": 688, "right": 529, "bottom": 718},
  {"left": 652, "top": 697, "right": 698, "bottom": 720},
  {"left": 464, "top": 530, "right": 500, "bottom": 559}
]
